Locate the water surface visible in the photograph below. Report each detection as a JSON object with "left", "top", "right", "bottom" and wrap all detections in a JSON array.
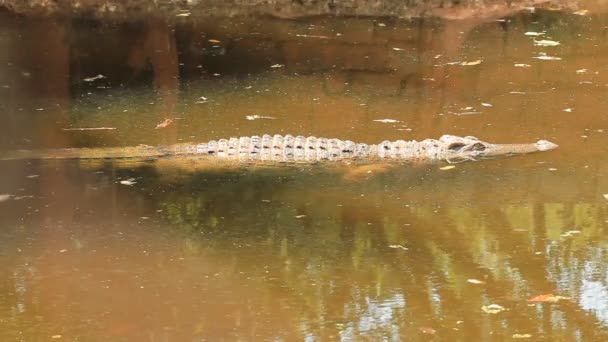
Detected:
[{"left": 1, "top": 10, "right": 608, "bottom": 341}]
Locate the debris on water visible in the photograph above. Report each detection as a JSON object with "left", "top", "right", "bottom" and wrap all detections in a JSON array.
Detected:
[
  {"left": 514, "top": 63, "right": 531, "bottom": 68},
  {"left": 246, "top": 115, "right": 276, "bottom": 121},
  {"left": 155, "top": 118, "right": 174, "bottom": 129},
  {"left": 534, "top": 39, "right": 560, "bottom": 47},
  {"left": 419, "top": 327, "right": 436, "bottom": 335},
  {"left": 548, "top": 168, "right": 558, "bottom": 171},
  {"left": 388, "top": 244, "right": 408, "bottom": 251},
  {"left": 373, "top": 119, "right": 399, "bottom": 123},
  {"left": 119, "top": 178, "right": 137, "bottom": 186},
  {"left": 63, "top": 127, "right": 117, "bottom": 131},
  {"left": 295, "top": 34, "right": 332, "bottom": 39},
  {"left": 461, "top": 59, "right": 482, "bottom": 66},
  {"left": 481, "top": 103, "right": 493, "bottom": 107},
  {"left": 83, "top": 74, "right": 106, "bottom": 82},
  {"left": 533, "top": 54, "right": 562, "bottom": 61},
  {"left": 59, "top": 249, "right": 67, "bottom": 253},
  {"left": 563, "top": 108, "right": 574, "bottom": 112},
  {"left": 392, "top": 47, "right": 405, "bottom": 51},
  {"left": 377, "top": 23, "right": 386, "bottom": 27},
  {"left": 0, "top": 194, "right": 12, "bottom": 202},
  {"left": 528, "top": 294, "right": 570, "bottom": 303},
  {"left": 51, "top": 335, "right": 62, "bottom": 339},
  {"left": 176, "top": 12, "right": 191, "bottom": 17},
  {"left": 573, "top": 9, "right": 589, "bottom": 16},
  {"left": 560, "top": 230, "right": 581, "bottom": 238},
  {"left": 524, "top": 31, "right": 545, "bottom": 36},
  {"left": 440, "top": 165, "right": 456, "bottom": 170},
  {"left": 576, "top": 69, "right": 588, "bottom": 74},
  {"left": 270, "top": 64, "right": 284, "bottom": 68},
  {"left": 208, "top": 39, "right": 221, "bottom": 43},
  {"left": 467, "top": 279, "right": 485, "bottom": 284},
  {"left": 295, "top": 215, "right": 306, "bottom": 219},
  {"left": 512, "top": 334, "right": 533, "bottom": 339},
  {"left": 481, "top": 304, "right": 506, "bottom": 314},
  {"left": 26, "top": 174, "right": 39, "bottom": 178},
  {"left": 603, "top": 194, "right": 608, "bottom": 200}
]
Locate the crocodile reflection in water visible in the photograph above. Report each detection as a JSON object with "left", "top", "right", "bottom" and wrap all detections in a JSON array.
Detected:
[{"left": 2, "top": 134, "right": 558, "bottom": 164}]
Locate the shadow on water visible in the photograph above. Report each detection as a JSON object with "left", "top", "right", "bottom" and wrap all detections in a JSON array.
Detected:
[{"left": 1, "top": 7, "right": 608, "bottom": 341}]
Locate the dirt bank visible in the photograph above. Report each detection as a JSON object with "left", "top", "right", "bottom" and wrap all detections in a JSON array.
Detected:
[{"left": 0, "top": 0, "right": 598, "bottom": 20}]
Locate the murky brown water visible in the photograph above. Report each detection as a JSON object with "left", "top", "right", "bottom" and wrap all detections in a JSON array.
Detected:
[{"left": 1, "top": 8, "right": 608, "bottom": 341}]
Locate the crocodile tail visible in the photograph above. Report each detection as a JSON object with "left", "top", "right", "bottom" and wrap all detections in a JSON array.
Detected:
[{"left": 1, "top": 145, "right": 173, "bottom": 161}]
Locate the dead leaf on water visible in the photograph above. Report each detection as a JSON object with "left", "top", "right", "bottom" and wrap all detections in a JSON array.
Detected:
[
  {"left": 373, "top": 119, "right": 400, "bottom": 123},
  {"left": 388, "top": 244, "right": 408, "bottom": 251},
  {"left": 295, "top": 215, "right": 306, "bottom": 219},
  {"left": 83, "top": 74, "right": 105, "bottom": 82},
  {"left": 176, "top": 12, "right": 191, "bottom": 17},
  {"left": 208, "top": 39, "right": 221, "bottom": 43},
  {"left": 534, "top": 39, "right": 560, "bottom": 47},
  {"left": 533, "top": 54, "right": 562, "bottom": 61},
  {"left": 481, "top": 103, "right": 493, "bottom": 107},
  {"left": 246, "top": 115, "right": 276, "bottom": 121},
  {"left": 481, "top": 304, "right": 506, "bottom": 314},
  {"left": 120, "top": 178, "right": 137, "bottom": 186},
  {"left": 528, "top": 294, "right": 570, "bottom": 303},
  {"left": 461, "top": 60, "right": 482, "bottom": 66},
  {"left": 467, "top": 279, "right": 485, "bottom": 284},
  {"left": 440, "top": 165, "right": 456, "bottom": 170},
  {"left": 419, "top": 327, "right": 436, "bottom": 335},
  {"left": 573, "top": 9, "right": 589, "bottom": 16},
  {"left": 63, "top": 127, "right": 117, "bottom": 131},
  {"left": 392, "top": 47, "right": 405, "bottom": 51},
  {"left": 155, "top": 118, "right": 174, "bottom": 129},
  {"left": 560, "top": 230, "right": 581, "bottom": 238},
  {"left": 512, "top": 334, "right": 533, "bottom": 339},
  {"left": 524, "top": 31, "right": 545, "bottom": 36}
]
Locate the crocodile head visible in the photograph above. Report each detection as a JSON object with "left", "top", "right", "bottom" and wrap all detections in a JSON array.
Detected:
[{"left": 439, "top": 135, "right": 558, "bottom": 163}]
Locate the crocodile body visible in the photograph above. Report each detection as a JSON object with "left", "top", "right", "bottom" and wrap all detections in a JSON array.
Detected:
[{"left": 2, "top": 134, "right": 558, "bottom": 164}]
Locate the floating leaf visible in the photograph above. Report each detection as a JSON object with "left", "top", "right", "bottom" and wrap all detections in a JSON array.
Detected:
[
  {"left": 524, "top": 31, "right": 545, "bottom": 36},
  {"left": 419, "top": 327, "right": 436, "bottom": 335},
  {"left": 440, "top": 165, "right": 456, "bottom": 170},
  {"left": 83, "top": 74, "right": 105, "bottom": 82},
  {"left": 481, "top": 304, "right": 506, "bottom": 314},
  {"left": 481, "top": 103, "right": 493, "bottom": 107},
  {"left": 246, "top": 115, "right": 276, "bottom": 121},
  {"left": 534, "top": 39, "right": 560, "bottom": 47},
  {"left": 512, "top": 334, "right": 533, "bottom": 339},
  {"left": 388, "top": 245, "right": 408, "bottom": 251},
  {"left": 560, "top": 230, "right": 581, "bottom": 238},
  {"left": 155, "top": 118, "right": 174, "bottom": 129},
  {"left": 533, "top": 55, "right": 562, "bottom": 61},
  {"left": 373, "top": 119, "right": 400, "bottom": 123},
  {"left": 467, "top": 279, "right": 485, "bottom": 284},
  {"left": 461, "top": 60, "right": 482, "bottom": 66},
  {"left": 270, "top": 64, "right": 284, "bottom": 68},
  {"left": 573, "top": 9, "right": 589, "bottom": 16},
  {"left": 176, "top": 12, "right": 191, "bottom": 17},
  {"left": 120, "top": 178, "right": 137, "bottom": 186},
  {"left": 392, "top": 47, "right": 405, "bottom": 51},
  {"left": 528, "top": 294, "right": 570, "bottom": 303},
  {"left": 295, "top": 215, "right": 306, "bottom": 219},
  {"left": 208, "top": 39, "right": 221, "bottom": 43},
  {"left": 563, "top": 108, "right": 573, "bottom": 112},
  {"left": 576, "top": 69, "right": 588, "bottom": 74}
]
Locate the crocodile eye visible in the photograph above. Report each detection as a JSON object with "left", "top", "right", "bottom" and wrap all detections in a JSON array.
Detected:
[
  {"left": 448, "top": 143, "right": 466, "bottom": 151},
  {"left": 471, "top": 143, "right": 486, "bottom": 151}
]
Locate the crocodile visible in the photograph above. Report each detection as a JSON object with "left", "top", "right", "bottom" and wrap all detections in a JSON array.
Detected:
[{"left": 2, "top": 134, "right": 558, "bottom": 164}]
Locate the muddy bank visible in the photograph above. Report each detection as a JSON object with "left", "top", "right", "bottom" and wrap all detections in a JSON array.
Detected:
[{"left": 0, "top": 0, "right": 598, "bottom": 20}]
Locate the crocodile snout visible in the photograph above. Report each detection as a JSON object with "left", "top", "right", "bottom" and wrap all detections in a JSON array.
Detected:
[{"left": 535, "top": 140, "right": 558, "bottom": 151}]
